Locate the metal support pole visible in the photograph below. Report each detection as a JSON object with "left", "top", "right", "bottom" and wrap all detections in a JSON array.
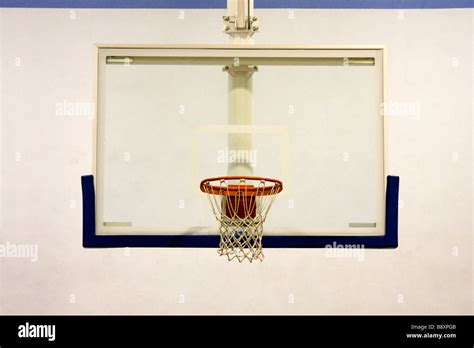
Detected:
[{"left": 224, "top": 0, "right": 258, "bottom": 177}]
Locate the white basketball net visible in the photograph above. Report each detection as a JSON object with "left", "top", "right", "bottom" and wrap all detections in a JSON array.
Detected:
[{"left": 201, "top": 177, "right": 282, "bottom": 262}]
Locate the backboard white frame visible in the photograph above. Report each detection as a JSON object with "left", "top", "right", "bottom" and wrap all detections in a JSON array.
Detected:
[{"left": 92, "top": 44, "right": 387, "bottom": 237}]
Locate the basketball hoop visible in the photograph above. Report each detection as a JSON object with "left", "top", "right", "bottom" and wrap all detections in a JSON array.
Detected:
[{"left": 200, "top": 176, "right": 283, "bottom": 262}]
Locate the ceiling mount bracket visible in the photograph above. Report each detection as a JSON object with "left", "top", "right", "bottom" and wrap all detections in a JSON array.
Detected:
[{"left": 223, "top": 0, "right": 259, "bottom": 36}]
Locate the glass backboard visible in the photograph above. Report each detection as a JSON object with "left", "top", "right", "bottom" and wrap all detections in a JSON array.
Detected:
[{"left": 91, "top": 46, "right": 388, "bottom": 241}]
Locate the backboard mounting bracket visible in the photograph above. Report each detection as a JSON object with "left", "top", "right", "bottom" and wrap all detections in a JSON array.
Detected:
[{"left": 222, "top": 64, "right": 258, "bottom": 77}]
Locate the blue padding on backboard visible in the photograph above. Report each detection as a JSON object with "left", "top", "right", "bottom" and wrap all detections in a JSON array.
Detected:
[
  {"left": 81, "top": 175, "right": 96, "bottom": 247},
  {"left": 1, "top": 0, "right": 472, "bottom": 8},
  {"left": 385, "top": 175, "right": 399, "bottom": 247},
  {"left": 81, "top": 174, "right": 399, "bottom": 248}
]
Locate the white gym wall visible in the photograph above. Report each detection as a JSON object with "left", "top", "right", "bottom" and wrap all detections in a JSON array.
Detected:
[{"left": 0, "top": 7, "right": 472, "bottom": 314}]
